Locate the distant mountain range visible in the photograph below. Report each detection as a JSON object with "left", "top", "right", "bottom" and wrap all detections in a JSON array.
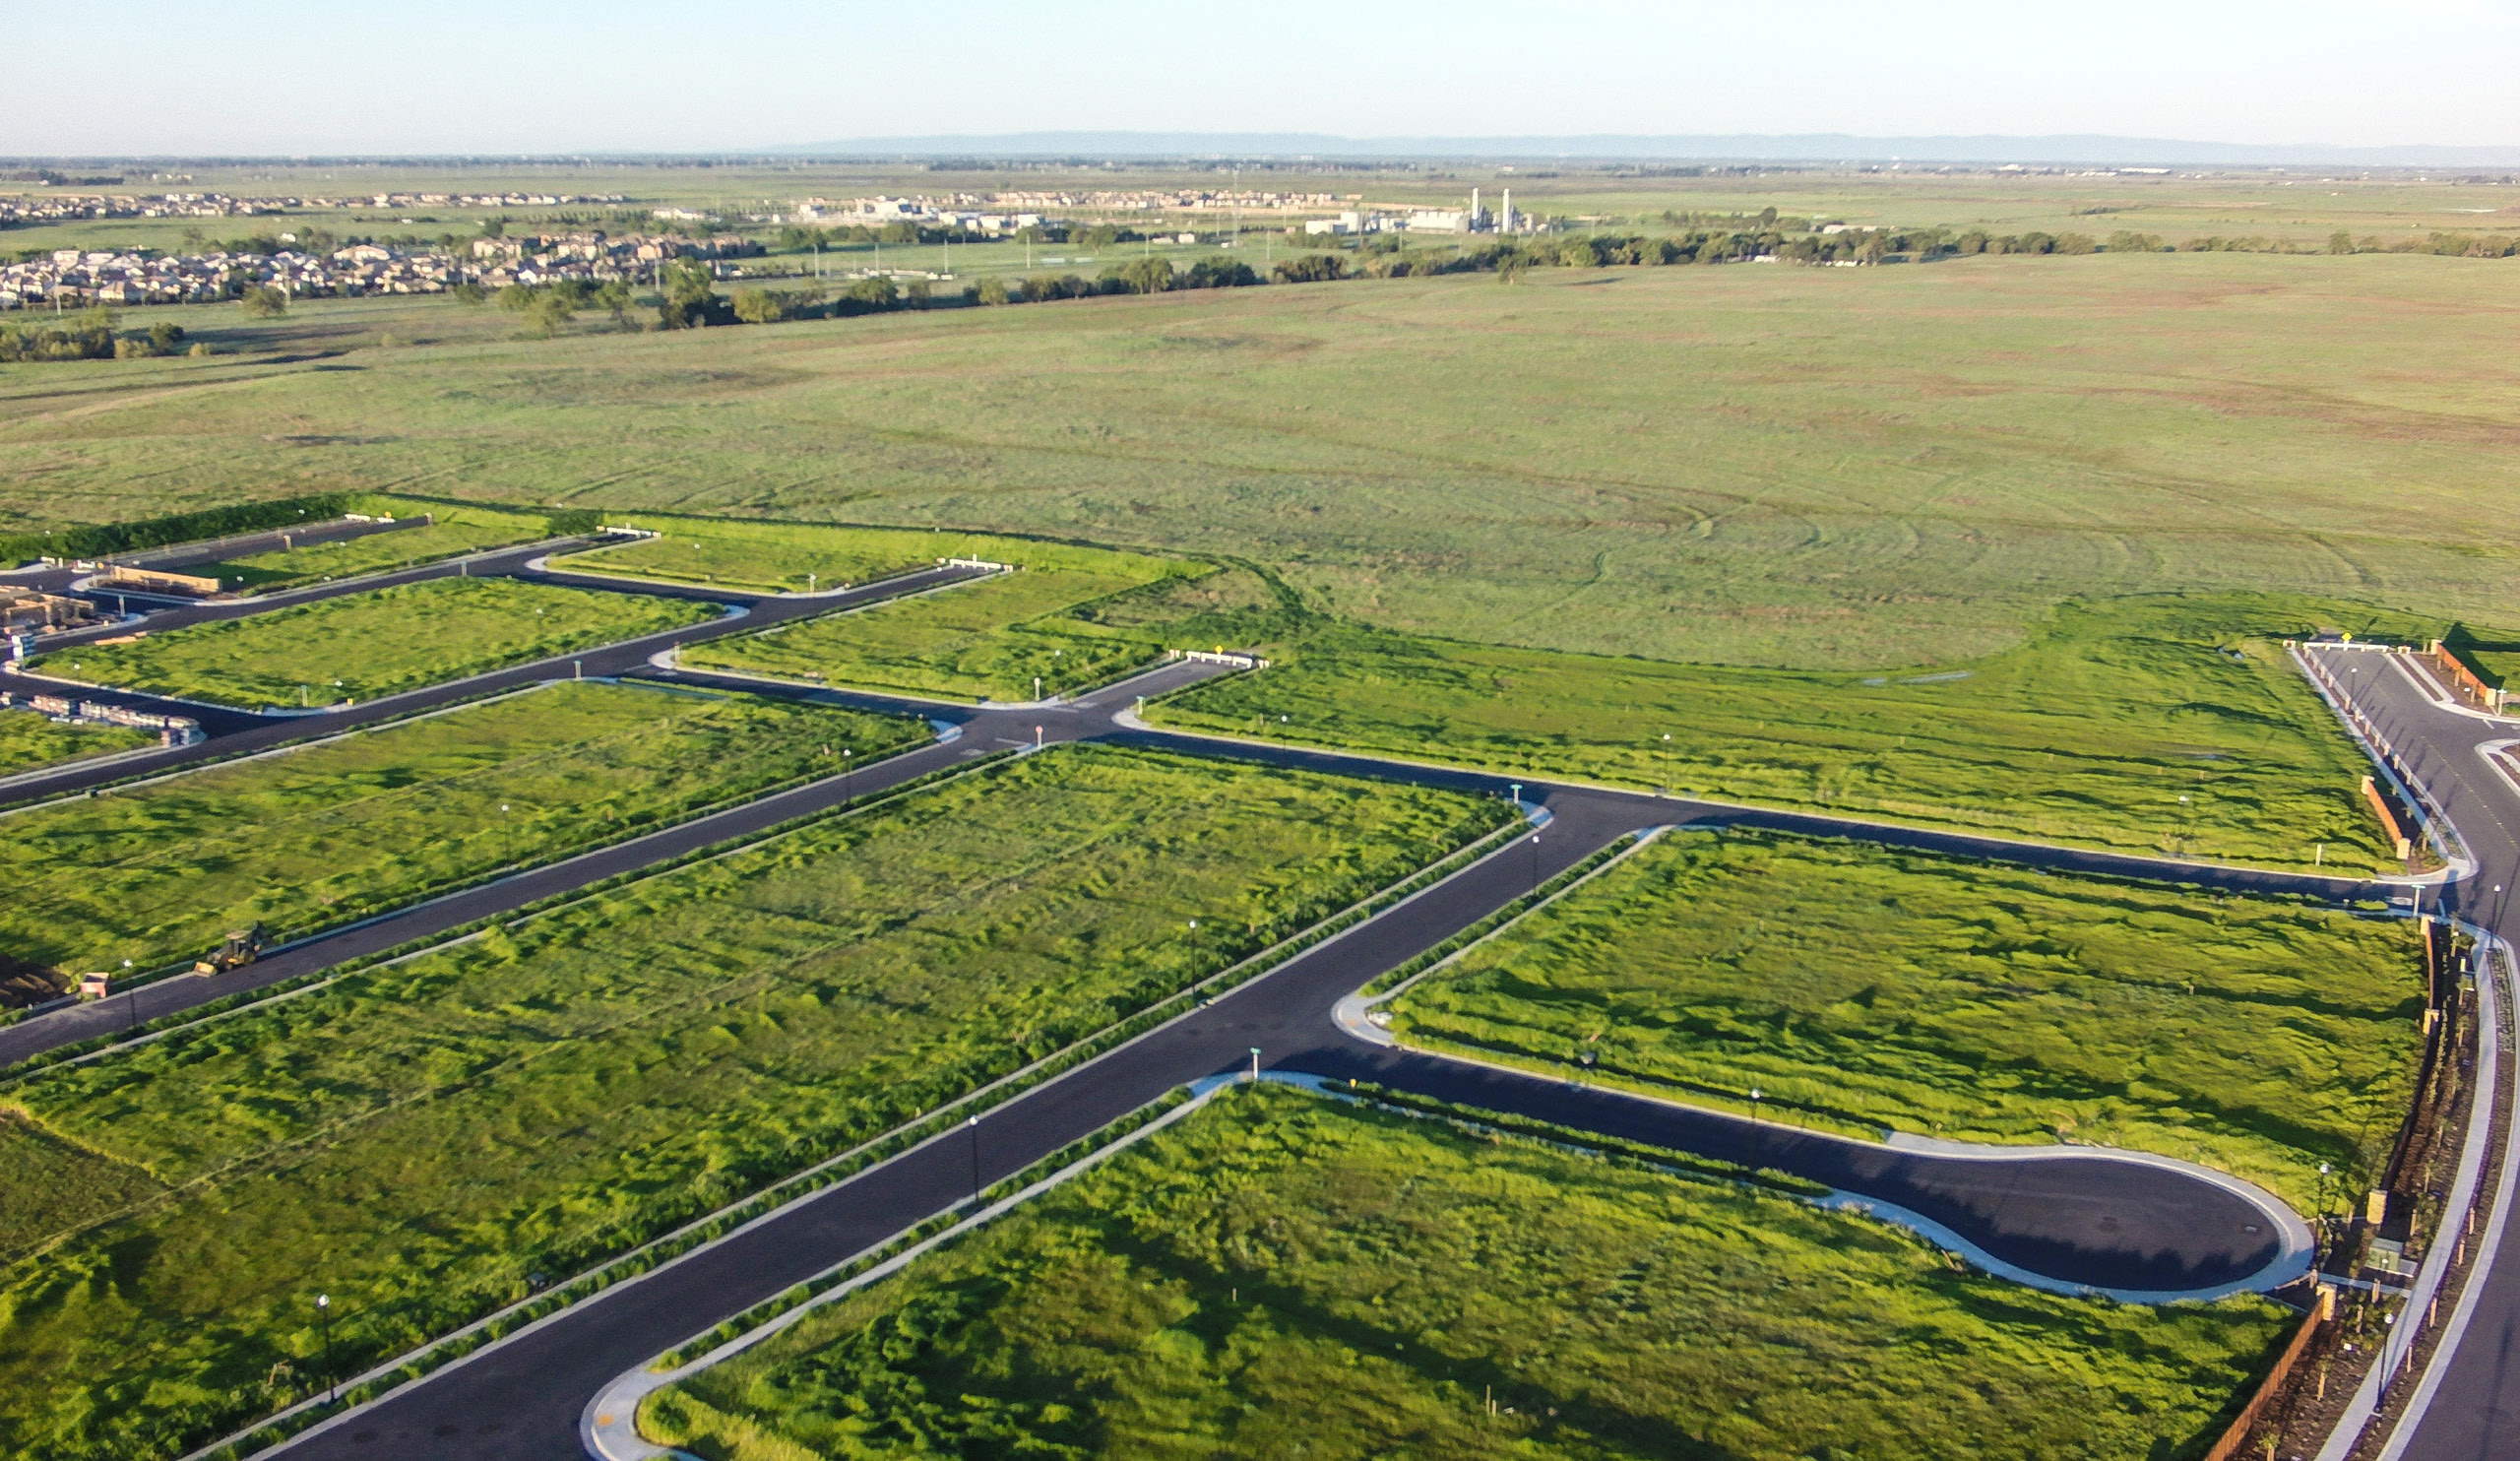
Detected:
[{"left": 774, "top": 131, "right": 2520, "bottom": 167}]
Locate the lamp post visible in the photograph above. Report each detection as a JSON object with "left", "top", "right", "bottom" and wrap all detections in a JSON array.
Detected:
[
  {"left": 1249, "top": 1046, "right": 1262, "bottom": 1081},
  {"left": 1660, "top": 731, "right": 1671, "bottom": 795},
  {"left": 967, "top": 1115, "right": 981, "bottom": 1205},
  {"left": 1748, "top": 1087, "right": 1763, "bottom": 1166},
  {"left": 315, "top": 1293, "right": 336, "bottom": 1405}
]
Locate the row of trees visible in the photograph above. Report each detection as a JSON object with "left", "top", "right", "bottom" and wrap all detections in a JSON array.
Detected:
[
  {"left": 0, "top": 307, "right": 193, "bottom": 361},
  {"left": 965, "top": 254, "right": 1266, "bottom": 305}
]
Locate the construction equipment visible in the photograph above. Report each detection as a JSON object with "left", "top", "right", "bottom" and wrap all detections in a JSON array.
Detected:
[{"left": 193, "top": 924, "right": 267, "bottom": 976}]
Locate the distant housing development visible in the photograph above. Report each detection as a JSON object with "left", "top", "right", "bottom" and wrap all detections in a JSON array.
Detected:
[{"left": 0, "top": 231, "right": 762, "bottom": 309}]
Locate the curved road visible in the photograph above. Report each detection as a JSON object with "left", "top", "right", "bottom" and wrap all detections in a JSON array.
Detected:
[
  {"left": 217, "top": 690, "right": 2337, "bottom": 1461},
  {"left": 2294, "top": 644, "right": 2520, "bottom": 1461},
  {"left": 0, "top": 551, "right": 995, "bottom": 803},
  {"left": 1, "top": 549, "right": 2419, "bottom": 1459}
]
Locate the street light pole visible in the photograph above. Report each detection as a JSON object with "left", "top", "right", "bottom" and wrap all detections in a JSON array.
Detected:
[
  {"left": 967, "top": 1115, "right": 981, "bottom": 1205},
  {"left": 315, "top": 1293, "right": 336, "bottom": 1405}
]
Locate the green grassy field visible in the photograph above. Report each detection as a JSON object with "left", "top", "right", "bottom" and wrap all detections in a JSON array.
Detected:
[
  {"left": 210, "top": 496, "right": 554, "bottom": 592},
  {"left": 686, "top": 540, "right": 1195, "bottom": 700},
  {"left": 0, "top": 708, "right": 150, "bottom": 778},
  {"left": 0, "top": 679, "right": 917, "bottom": 977},
  {"left": 553, "top": 517, "right": 1058, "bottom": 596},
  {"left": 27, "top": 576, "right": 709, "bottom": 708},
  {"left": 1388, "top": 828, "right": 2422, "bottom": 1210},
  {"left": 5, "top": 255, "right": 2516, "bottom": 677},
  {"left": 0, "top": 745, "right": 1504, "bottom": 1461},
  {"left": 648, "top": 1083, "right": 2289, "bottom": 1461},
  {"left": 1154, "top": 593, "right": 2423, "bottom": 873}
]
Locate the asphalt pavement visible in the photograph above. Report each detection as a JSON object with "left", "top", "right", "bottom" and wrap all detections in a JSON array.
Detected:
[
  {"left": 240, "top": 685, "right": 2327, "bottom": 1461},
  {"left": 3, "top": 557, "right": 2422, "bottom": 1460},
  {"left": 2298, "top": 645, "right": 2520, "bottom": 1461},
  {"left": 271, "top": 756, "right": 2307, "bottom": 1461},
  {"left": 0, "top": 558, "right": 995, "bottom": 806},
  {"left": 0, "top": 657, "right": 1235, "bottom": 1070}
]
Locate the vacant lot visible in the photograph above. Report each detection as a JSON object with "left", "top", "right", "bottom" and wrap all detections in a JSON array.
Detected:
[
  {"left": 687, "top": 541, "right": 1194, "bottom": 701},
  {"left": 1158, "top": 593, "right": 2422, "bottom": 873},
  {"left": 0, "top": 745, "right": 1504, "bottom": 1461},
  {"left": 0, "top": 680, "right": 917, "bottom": 977},
  {"left": 28, "top": 575, "right": 709, "bottom": 708},
  {"left": 0, "top": 709, "right": 149, "bottom": 779},
  {"left": 1390, "top": 828, "right": 2423, "bottom": 1209},
  {"left": 211, "top": 496, "right": 554, "bottom": 592},
  {"left": 3, "top": 255, "right": 2514, "bottom": 673},
  {"left": 549, "top": 516, "right": 1002, "bottom": 594},
  {"left": 650, "top": 1083, "right": 2288, "bottom": 1461}
]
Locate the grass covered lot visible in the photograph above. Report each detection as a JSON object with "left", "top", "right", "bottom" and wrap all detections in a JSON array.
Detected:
[
  {"left": 0, "top": 680, "right": 917, "bottom": 978},
  {"left": 1159, "top": 594, "right": 2425, "bottom": 873},
  {"left": 209, "top": 496, "right": 554, "bottom": 593},
  {"left": 1389, "top": 828, "right": 2423, "bottom": 1211},
  {"left": 0, "top": 745, "right": 1503, "bottom": 1461},
  {"left": 0, "top": 709, "right": 150, "bottom": 779},
  {"left": 649, "top": 1083, "right": 2289, "bottom": 1461},
  {"left": 28, "top": 575, "right": 710, "bottom": 708},
  {"left": 549, "top": 516, "right": 1009, "bottom": 595},
  {"left": 5, "top": 255, "right": 2516, "bottom": 674},
  {"left": 687, "top": 540, "right": 1197, "bottom": 701}
]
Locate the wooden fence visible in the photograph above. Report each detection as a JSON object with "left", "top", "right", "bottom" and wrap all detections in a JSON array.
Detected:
[{"left": 2202, "top": 1289, "right": 2334, "bottom": 1461}]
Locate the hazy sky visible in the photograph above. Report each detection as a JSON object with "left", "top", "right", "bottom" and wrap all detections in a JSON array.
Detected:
[{"left": 9, "top": 0, "right": 2517, "bottom": 155}]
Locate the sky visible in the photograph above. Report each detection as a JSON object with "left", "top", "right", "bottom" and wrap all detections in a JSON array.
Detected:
[{"left": 7, "top": 0, "right": 2518, "bottom": 156}]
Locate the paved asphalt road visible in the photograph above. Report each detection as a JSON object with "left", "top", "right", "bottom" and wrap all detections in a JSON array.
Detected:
[
  {"left": 236, "top": 685, "right": 2334, "bottom": 1461},
  {"left": 0, "top": 657, "right": 1232, "bottom": 1070},
  {"left": 0, "top": 556, "right": 994, "bottom": 804},
  {"left": 3, "top": 511, "right": 438, "bottom": 603},
  {"left": 2302, "top": 645, "right": 2520, "bottom": 1461},
  {"left": 3, "top": 558, "right": 2417, "bottom": 1459}
]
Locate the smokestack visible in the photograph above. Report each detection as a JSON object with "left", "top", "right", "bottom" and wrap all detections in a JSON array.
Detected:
[
  {"left": 1501, "top": 188, "right": 1513, "bottom": 232},
  {"left": 1472, "top": 187, "right": 1480, "bottom": 231}
]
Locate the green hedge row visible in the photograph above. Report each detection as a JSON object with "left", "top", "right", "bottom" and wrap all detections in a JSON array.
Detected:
[{"left": 0, "top": 493, "right": 353, "bottom": 566}]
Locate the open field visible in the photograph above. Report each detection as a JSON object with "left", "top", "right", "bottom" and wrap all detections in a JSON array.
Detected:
[
  {"left": 1389, "top": 828, "right": 2423, "bottom": 1210},
  {"left": 649, "top": 1082, "right": 2289, "bottom": 1461},
  {"left": 0, "top": 745, "right": 1504, "bottom": 1461},
  {"left": 210, "top": 496, "right": 554, "bottom": 592},
  {"left": 4, "top": 254, "right": 2517, "bottom": 677},
  {"left": 1161, "top": 593, "right": 2424, "bottom": 873},
  {"left": 685, "top": 540, "right": 1195, "bottom": 700},
  {"left": 552, "top": 516, "right": 1024, "bottom": 595},
  {"left": 26, "top": 575, "right": 710, "bottom": 708},
  {"left": 0, "top": 708, "right": 150, "bottom": 779},
  {"left": 0, "top": 680, "right": 917, "bottom": 977},
  {"left": 12, "top": 161, "right": 2514, "bottom": 252}
]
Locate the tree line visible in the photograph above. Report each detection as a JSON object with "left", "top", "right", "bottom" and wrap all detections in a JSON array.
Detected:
[{"left": 0, "top": 307, "right": 194, "bottom": 362}]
